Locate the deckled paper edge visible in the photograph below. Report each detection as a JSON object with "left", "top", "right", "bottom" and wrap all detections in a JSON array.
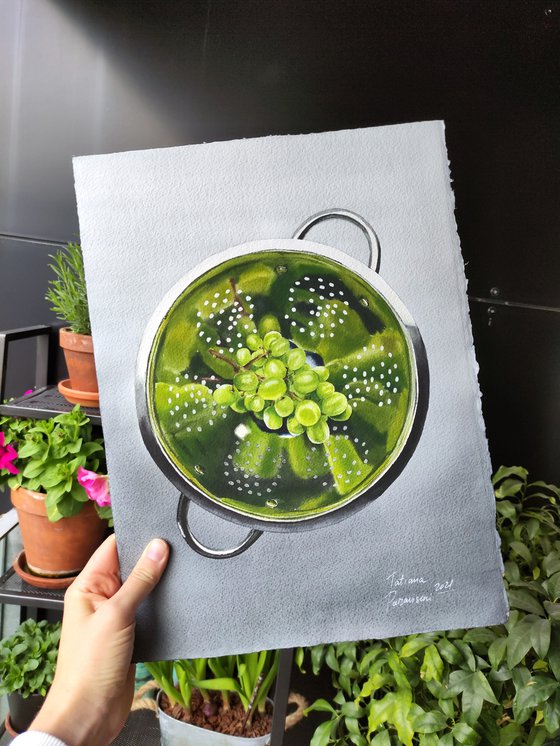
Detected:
[{"left": 438, "top": 121, "right": 509, "bottom": 623}]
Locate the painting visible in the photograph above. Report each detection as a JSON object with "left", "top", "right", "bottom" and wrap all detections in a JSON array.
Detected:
[{"left": 73, "top": 122, "right": 508, "bottom": 660}]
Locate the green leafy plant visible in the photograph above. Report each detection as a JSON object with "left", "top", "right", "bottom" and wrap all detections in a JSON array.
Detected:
[
  {"left": 45, "top": 242, "right": 91, "bottom": 335},
  {"left": 0, "top": 407, "right": 112, "bottom": 524},
  {"left": 0, "top": 619, "right": 61, "bottom": 698},
  {"left": 304, "top": 466, "right": 560, "bottom": 745},
  {"left": 145, "top": 650, "right": 279, "bottom": 732}
]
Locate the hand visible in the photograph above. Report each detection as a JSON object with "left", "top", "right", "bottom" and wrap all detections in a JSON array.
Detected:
[{"left": 30, "top": 534, "right": 169, "bottom": 746}]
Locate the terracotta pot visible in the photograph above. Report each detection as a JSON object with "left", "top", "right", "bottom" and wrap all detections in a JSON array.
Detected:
[
  {"left": 59, "top": 327, "right": 98, "bottom": 393},
  {"left": 11, "top": 487, "right": 106, "bottom": 578}
]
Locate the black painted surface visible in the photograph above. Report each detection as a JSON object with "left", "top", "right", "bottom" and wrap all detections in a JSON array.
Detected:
[
  {"left": 0, "top": 237, "right": 66, "bottom": 399},
  {"left": 1, "top": 0, "right": 558, "bottom": 306},
  {"left": 0, "top": 4, "right": 558, "bottom": 741},
  {"left": 470, "top": 300, "right": 560, "bottom": 483}
]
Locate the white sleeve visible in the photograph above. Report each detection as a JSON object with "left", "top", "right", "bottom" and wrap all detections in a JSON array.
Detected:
[{"left": 11, "top": 733, "right": 68, "bottom": 746}]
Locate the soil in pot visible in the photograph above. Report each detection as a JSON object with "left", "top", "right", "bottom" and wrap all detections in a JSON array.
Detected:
[{"left": 160, "top": 691, "right": 272, "bottom": 738}]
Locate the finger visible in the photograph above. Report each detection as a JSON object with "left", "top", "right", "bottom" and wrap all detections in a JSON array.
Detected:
[
  {"left": 67, "top": 534, "right": 121, "bottom": 602},
  {"left": 110, "top": 539, "right": 169, "bottom": 624}
]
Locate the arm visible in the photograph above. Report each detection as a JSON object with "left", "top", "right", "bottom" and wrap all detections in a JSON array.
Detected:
[{"left": 19, "top": 535, "right": 169, "bottom": 746}]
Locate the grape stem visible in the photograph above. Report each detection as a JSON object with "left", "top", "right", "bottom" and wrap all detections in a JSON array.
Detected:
[
  {"left": 199, "top": 375, "right": 225, "bottom": 384},
  {"left": 229, "top": 277, "right": 251, "bottom": 316},
  {"left": 208, "top": 348, "right": 240, "bottom": 372}
]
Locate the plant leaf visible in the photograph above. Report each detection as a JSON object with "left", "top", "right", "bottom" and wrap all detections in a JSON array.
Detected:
[
  {"left": 310, "top": 719, "right": 333, "bottom": 746},
  {"left": 514, "top": 676, "right": 559, "bottom": 711},
  {"left": 412, "top": 710, "right": 448, "bottom": 733},
  {"left": 530, "top": 618, "right": 552, "bottom": 658}
]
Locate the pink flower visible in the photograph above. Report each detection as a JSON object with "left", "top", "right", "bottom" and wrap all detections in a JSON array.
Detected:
[
  {"left": 0, "top": 432, "right": 19, "bottom": 475},
  {"left": 24, "top": 389, "right": 33, "bottom": 396},
  {"left": 77, "top": 467, "right": 111, "bottom": 507}
]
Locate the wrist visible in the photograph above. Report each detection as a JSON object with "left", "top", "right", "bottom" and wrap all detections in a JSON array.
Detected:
[{"left": 30, "top": 685, "right": 110, "bottom": 746}]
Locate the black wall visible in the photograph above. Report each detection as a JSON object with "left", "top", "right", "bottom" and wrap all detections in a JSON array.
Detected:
[{"left": 1, "top": 2, "right": 558, "bottom": 475}]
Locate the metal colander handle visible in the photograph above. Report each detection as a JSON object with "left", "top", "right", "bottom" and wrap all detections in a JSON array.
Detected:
[
  {"left": 177, "top": 494, "right": 263, "bottom": 559},
  {"left": 292, "top": 209, "right": 381, "bottom": 272}
]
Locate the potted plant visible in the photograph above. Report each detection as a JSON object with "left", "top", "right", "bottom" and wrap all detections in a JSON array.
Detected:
[
  {"left": 304, "top": 466, "right": 560, "bottom": 745},
  {"left": 45, "top": 241, "right": 99, "bottom": 407},
  {"left": 144, "top": 651, "right": 306, "bottom": 744},
  {"left": 0, "top": 619, "right": 61, "bottom": 736},
  {"left": 0, "top": 407, "right": 112, "bottom": 586}
]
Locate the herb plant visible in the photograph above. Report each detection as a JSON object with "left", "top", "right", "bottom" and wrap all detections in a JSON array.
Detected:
[
  {"left": 45, "top": 242, "right": 91, "bottom": 335},
  {"left": 0, "top": 407, "right": 112, "bottom": 524},
  {"left": 304, "top": 466, "right": 560, "bottom": 745},
  {"left": 0, "top": 619, "right": 61, "bottom": 698},
  {"left": 146, "top": 650, "right": 279, "bottom": 730}
]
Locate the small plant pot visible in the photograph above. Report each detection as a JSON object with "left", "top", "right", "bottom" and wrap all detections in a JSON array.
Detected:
[
  {"left": 11, "top": 487, "right": 106, "bottom": 582},
  {"left": 157, "top": 692, "right": 272, "bottom": 746},
  {"left": 6, "top": 692, "right": 45, "bottom": 734},
  {"left": 59, "top": 327, "right": 98, "bottom": 395}
]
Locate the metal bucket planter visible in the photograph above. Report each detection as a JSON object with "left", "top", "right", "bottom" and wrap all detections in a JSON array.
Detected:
[
  {"left": 157, "top": 693, "right": 272, "bottom": 746},
  {"left": 137, "top": 209, "right": 429, "bottom": 558}
]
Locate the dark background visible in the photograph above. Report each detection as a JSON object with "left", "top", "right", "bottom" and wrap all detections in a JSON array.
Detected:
[{"left": 1, "top": 1, "right": 558, "bottom": 741}]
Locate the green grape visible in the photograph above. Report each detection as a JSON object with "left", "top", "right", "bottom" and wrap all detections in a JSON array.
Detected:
[
  {"left": 263, "top": 330, "right": 282, "bottom": 349},
  {"left": 246, "top": 333, "right": 263, "bottom": 351},
  {"left": 236, "top": 347, "right": 252, "bottom": 366},
  {"left": 316, "top": 382, "right": 335, "bottom": 399},
  {"left": 263, "top": 406, "right": 283, "bottom": 430},
  {"left": 287, "top": 416, "right": 304, "bottom": 436},
  {"left": 314, "top": 366, "right": 329, "bottom": 381},
  {"left": 258, "top": 378, "right": 287, "bottom": 401},
  {"left": 253, "top": 409, "right": 264, "bottom": 420},
  {"left": 292, "top": 370, "right": 319, "bottom": 395},
  {"left": 270, "top": 338, "right": 291, "bottom": 357},
  {"left": 295, "top": 400, "right": 321, "bottom": 427},
  {"left": 321, "top": 392, "right": 348, "bottom": 417},
  {"left": 212, "top": 385, "right": 236, "bottom": 406},
  {"left": 264, "top": 358, "right": 287, "bottom": 379},
  {"left": 330, "top": 404, "right": 353, "bottom": 421},
  {"left": 233, "top": 371, "right": 259, "bottom": 392},
  {"left": 259, "top": 315, "right": 281, "bottom": 337},
  {"left": 230, "top": 399, "right": 247, "bottom": 413},
  {"left": 286, "top": 347, "right": 306, "bottom": 371},
  {"left": 252, "top": 355, "right": 266, "bottom": 368},
  {"left": 245, "top": 394, "right": 265, "bottom": 413},
  {"left": 236, "top": 317, "right": 257, "bottom": 336},
  {"left": 275, "top": 396, "right": 294, "bottom": 417},
  {"left": 307, "top": 419, "right": 330, "bottom": 444}
]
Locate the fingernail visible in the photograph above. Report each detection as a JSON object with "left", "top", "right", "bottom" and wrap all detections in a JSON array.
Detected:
[{"left": 146, "top": 539, "right": 167, "bottom": 562}]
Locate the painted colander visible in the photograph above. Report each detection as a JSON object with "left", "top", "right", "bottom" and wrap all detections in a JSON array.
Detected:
[{"left": 136, "top": 210, "right": 429, "bottom": 558}]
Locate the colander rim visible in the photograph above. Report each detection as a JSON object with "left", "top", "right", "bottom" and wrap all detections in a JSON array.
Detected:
[{"left": 136, "top": 238, "right": 429, "bottom": 533}]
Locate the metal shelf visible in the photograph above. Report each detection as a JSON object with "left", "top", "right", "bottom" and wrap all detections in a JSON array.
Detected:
[
  {"left": 0, "top": 709, "right": 161, "bottom": 744},
  {"left": 0, "top": 325, "right": 101, "bottom": 425},
  {"left": 0, "top": 567, "right": 65, "bottom": 611},
  {"left": 0, "top": 387, "right": 101, "bottom": 425}
]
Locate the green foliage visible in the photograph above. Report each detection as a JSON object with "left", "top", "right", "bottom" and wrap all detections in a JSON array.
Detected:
[
  {"left": 304, "top": 467, "right": 560, "bottom": 745},
  {"left": 145, "top": 650, "right": 279, "bottom": 725},
  {"left": 45, "top": 242, "right": 91, "bottom": 335},
  {"left": 0, "top": 619, "right": 61, "bottom": 698},
  {"left": 0, "top": 407, "right": 111, "bottom": 524}
]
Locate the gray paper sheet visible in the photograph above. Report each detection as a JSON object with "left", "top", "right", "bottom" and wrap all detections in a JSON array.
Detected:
[{"left": 73, "top": 121, "right": 508, "bottom": 661}]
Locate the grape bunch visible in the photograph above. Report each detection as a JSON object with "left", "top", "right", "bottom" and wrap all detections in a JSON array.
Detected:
[{"left": 211, "top": 330, "right": 352, "bottom": 444}]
